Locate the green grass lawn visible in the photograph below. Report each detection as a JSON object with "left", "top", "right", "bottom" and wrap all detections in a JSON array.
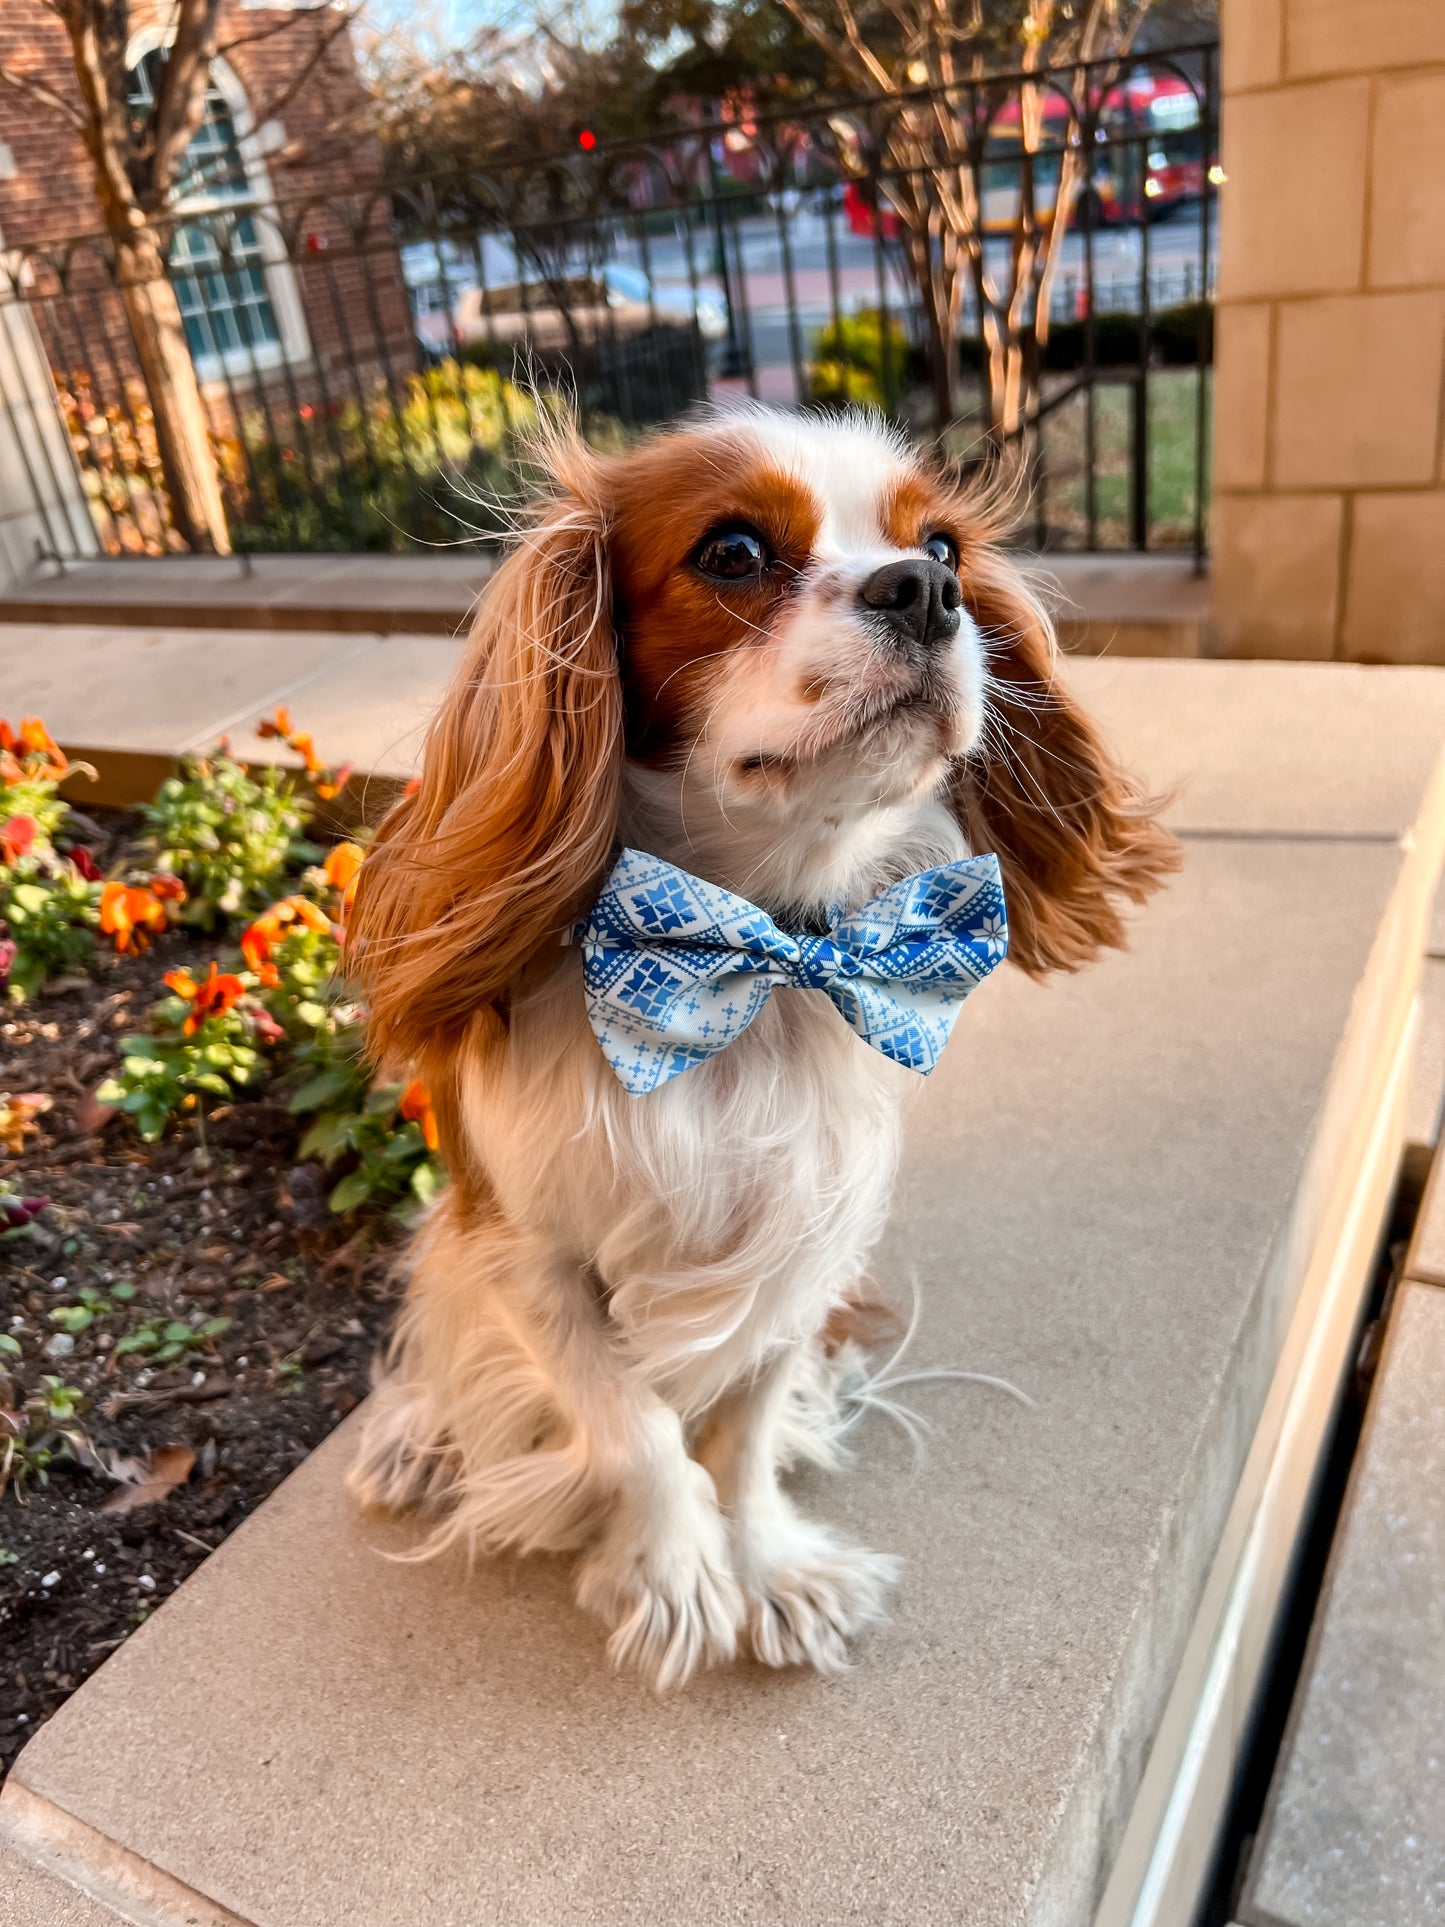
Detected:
[
  {"left": 939, "top": 365, "right": 1211, "bottom": 552},
  {"left": 1031, "top": 368, "right": 1211, "bottom": 550}
]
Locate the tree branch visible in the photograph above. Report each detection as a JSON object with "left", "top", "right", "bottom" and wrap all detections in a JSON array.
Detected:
[
  {"left": 149, "top": 0, "right": 225, "bottom": 205},
  {"left": 48, "top": 0, "right": 142, "bottom": 227},
  {"left": 245, "top": 5, "right": 362, "bottom": 131},
  {"left": 0, "top": 61, "right": 88, "bottom": 133}
]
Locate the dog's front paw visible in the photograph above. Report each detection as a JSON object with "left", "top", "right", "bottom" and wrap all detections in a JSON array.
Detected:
[
  {"left": 737, "top": 1507, "right": 899, "bottom": 1675},
  {"left": 576, "top": 1461, "right": 743, "bottom": 1691}
]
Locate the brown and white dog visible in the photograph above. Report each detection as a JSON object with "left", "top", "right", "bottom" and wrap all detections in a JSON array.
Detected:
[{"left": 346, "top": 405, "right": 1177, "bottom": 1688}]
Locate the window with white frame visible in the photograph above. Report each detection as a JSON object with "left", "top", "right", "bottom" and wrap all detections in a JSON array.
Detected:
[{"left": 126, "top": 49, "right": 304, "bottom": 379}]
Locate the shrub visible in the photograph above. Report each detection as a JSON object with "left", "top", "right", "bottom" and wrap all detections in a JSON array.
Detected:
[
  {"left": 956, "top": 301, "right": 1214, "bottom": 378},
  {"left": 807, "top": 309, "right": 912, "bottom": 409},
  {"left": 1150, "top": 300, "right": 1213, "bottom": 367},
  {"left": 226, "top": 361, "right": 544, "bottom": 553},
  {"left": 140, "top": 749, "right": 315, "bottom": 925}
]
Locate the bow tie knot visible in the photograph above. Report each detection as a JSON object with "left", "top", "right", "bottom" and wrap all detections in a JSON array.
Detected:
[
  {"left": 580, "top": 848, "right": 1008, "bottom": 1095},
  {"left": 793, "top": 936, "right": 859, "bottom": 990}
]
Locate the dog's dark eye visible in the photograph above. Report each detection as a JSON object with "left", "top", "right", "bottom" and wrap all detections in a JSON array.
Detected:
[
  {"left": 695, "top": 525, "right": 770, "bottom": 581},
  {"left": 921, "top": 531, "right": 959, "bottom": 572}
]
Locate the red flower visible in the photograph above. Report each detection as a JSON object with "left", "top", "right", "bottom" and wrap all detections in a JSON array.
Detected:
[
  {"left": 164, "top": 961, "right": 245, "bottom": 1035},
  {"left": 240, "top": 894, "right": 332, "bottom": 988},
  {"left": 148, "top": 872, "right": 187, "bottom": 903},
  {"left": 67, "top": 845, "right": 102, "bottom": 881},
  {"left": 1, "top": 815, "right": 36, "bottom": 864},
  {"left": 250, "top": 1006, "right": 286, "bottom": 1045}
]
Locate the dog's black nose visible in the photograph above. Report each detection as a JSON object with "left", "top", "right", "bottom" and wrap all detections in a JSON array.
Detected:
[{"left": 860, "top": 557, "right": 962, "bottom": 650}]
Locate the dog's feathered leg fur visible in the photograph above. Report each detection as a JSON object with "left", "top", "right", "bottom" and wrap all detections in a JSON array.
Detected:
[
  {"left": 350, "top": 1190, "right": 743, "bottom": 1690},
  {"left": 696, "top": 1344, "right": 899, "bottom": 1674}
]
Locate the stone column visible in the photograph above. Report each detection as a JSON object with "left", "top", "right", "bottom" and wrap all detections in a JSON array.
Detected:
[
  {"left": 1213, "top": 0, "right": 1445, "bottom": 662},
  {"left": 0, "top": 245, "right": 99, "bottom": 589}
]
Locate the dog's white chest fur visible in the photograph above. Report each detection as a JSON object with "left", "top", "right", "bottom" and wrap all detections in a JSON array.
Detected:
[{"left": 461, "top": 947, "right": 908, "bottom": 1414}]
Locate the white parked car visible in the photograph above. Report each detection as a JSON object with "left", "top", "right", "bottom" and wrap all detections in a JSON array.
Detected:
[{"left": 407, "top": 247, "right": 728, "bottom": 354}]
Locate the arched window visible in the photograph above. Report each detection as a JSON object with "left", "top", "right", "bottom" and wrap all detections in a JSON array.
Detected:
[{"left": 125, "top": 48, "right": 307, "bottom": 381}]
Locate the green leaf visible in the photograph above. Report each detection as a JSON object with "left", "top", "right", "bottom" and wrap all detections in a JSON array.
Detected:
[
  {"left": 383, "top": 1122, "right": 425, "bottom": 1162},
  {"left": 162, "top": 1322, "right": 193, "bottom": 1344},
  {"left": 110, "top": 1283, "right": 137, "bottom": 1302},
  {"left": 0, "top": 1333, "right": 21, "bottom": 1357},
  {"left": 289, "top": 1066, "right": 357, "bottom": 1113},
  {"left": 298, "top": 1113, "right": 353, "bottom": 1162},
  {"left": 199, "top": 1316, "right": 232, "bottom": 1339},
  {"left": 95, "top": 1079, "right": 125, "bottom": 1104},
  {"left": 48, "top": 1306, "right": 94, "bottom": 1333},
  {"left": 410, "top": 1160, "right": 441, "bottom": 1207},
  {"left": 328, "top": 1167, "right": 375, "bottom": 1214}
]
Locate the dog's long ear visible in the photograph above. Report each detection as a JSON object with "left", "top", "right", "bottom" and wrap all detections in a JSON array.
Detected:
[
  {"left": 349, "top": 428, "right": 620, "bottom": 1069},
  {"left": 951, "top": 545, "right": 1180, "bottom": 975}
]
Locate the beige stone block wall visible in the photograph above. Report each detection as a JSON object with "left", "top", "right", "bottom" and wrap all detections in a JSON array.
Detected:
[{"left": 1214, "top": 0, "right": 1445, "bottom": 661}]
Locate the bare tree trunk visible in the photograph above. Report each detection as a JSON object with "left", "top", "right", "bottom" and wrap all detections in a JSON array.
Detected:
[
  {"left": 115, "top": 231, "right": 231, "bottom": 555},
  {"left": 906, "top": 225, "right": 958, "bottom": 425}
]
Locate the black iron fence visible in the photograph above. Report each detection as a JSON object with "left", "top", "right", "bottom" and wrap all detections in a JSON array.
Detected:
[{"left": 0, "top": 41, "right": 1217, "bottom": 565}]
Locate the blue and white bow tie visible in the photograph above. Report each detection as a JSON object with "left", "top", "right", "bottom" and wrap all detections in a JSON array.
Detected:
[{"left": 579, "top": 847, "right": 1008, "bottom": 1095}]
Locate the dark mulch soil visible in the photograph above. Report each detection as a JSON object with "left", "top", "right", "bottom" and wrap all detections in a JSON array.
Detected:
[{"left": 0, "top": 823, "right": 405, "bottom": 1781}]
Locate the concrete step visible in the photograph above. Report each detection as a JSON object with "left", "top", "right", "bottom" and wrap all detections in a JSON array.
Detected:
[
  {"left": 0, "top": 659, "right": 1441, "bottom": 1927},
  {"left": 0, "top": 550, "right": 1208, "bottom": 655},
  {"left": 0, "top": 553, "right": 494, "bottom": 638},
  {"left": 1237, "top": 1281, "right": 1445, "bottom": 1927}
]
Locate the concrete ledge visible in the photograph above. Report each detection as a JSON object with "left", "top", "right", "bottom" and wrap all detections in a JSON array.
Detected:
[
  {"left": 1037, "top": 556, "right": 1211, "bottom": 658},
  {"left": 3, "top": 659, "right": 1442, "bottom": 1927},
  {"left": 1239, "top": 1282, "right": 1445, "bottom": 1927},
  {"left": 0, "top": 553, "right": 493, "bottom": 637},
  {"left": 0, "top": 551, "right": 1207, "bottom": 656}
]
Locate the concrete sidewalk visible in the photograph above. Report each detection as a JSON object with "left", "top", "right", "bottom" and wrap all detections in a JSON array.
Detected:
[{"left": 1, "top": 658, "right": 1441, "bottom": 1927}]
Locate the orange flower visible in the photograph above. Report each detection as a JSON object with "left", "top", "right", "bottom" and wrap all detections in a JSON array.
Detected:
[
  {"left": 1, "top": 813, "right": 36, "bottom": 864},
  {"left": 240, "top": 894, "right": 332, "bottom": 988},
  {"left": 321, "top": 842, "right": 364, "bottom": 891},
  {"left": 99, "top": 881, "right": 169, "bottom": 955},
  {"left": 148, "top": 873, "right": 187, "bottom": 904},
  {"left": 314, "top": 762, "right": 353, "bottom": 802},
  {"left": 165, "top": 961, "right": 245, "bottom": 1035},
  {"left": 398, "top": 1077, "right": 439, "bottom": 1152},
  {"left": 254, "top": 706, "right": 344, "bottom": 792},
  {"left": 0, "top": 717, "right": 67, "bottom": 784}
]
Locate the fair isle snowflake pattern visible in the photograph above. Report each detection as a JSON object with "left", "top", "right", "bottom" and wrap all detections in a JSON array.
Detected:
[{"left": 580, "top": 847, "right": 1009, "bottom": 1095}]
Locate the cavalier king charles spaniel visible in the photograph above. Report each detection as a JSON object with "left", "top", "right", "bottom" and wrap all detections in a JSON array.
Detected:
[{"left": 346, "top": 405, "right": 1177, "bottom": 1688}]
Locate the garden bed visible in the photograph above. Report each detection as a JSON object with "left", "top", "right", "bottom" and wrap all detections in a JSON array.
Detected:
[{"left": 1, "top": 727, "right": 431, "bottom": 1782}]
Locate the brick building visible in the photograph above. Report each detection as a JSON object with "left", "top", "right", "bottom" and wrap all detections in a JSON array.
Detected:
[{"left": 0, "top": 0, "right": 415, "bottom": 551}]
